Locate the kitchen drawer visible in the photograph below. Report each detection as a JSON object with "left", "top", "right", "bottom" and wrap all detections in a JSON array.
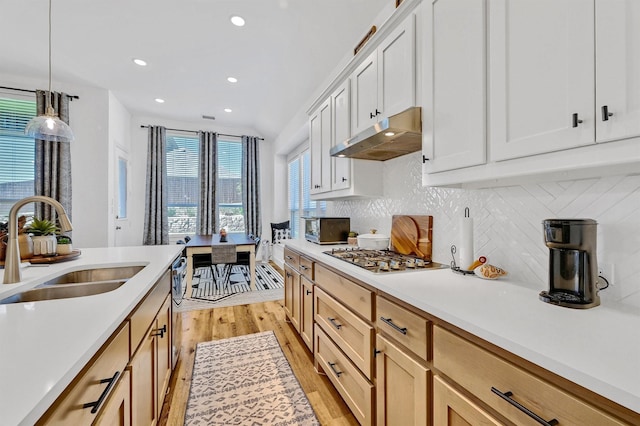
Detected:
[
  {"left": 433, "top": 326, "right": 626, "bottom": 426},
  {"left": 315, "top": 286, "right": 374, "bottom": 379},
  {"left": 284, "top": 246, "right": 300, "bottom": 270},
  {"left": 376, "top": 295, "right": 430, "bottom": 362},
  {"left": 299, "top": 255, "right": 314, "bottom": 280},
  {"left": 315, "top": 324, "right": 374, "bottom": 426},
  {"left": 37, "top": 323, "right": 130, "bottom": 425},
  {"left": 129, "top": 269, "right": 170, "bottom": 355},
  {"left": 314, "top": 263, "right": 373, "bottom": 321}
]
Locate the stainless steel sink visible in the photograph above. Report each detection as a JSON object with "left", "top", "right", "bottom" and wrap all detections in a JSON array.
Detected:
[
  {"left": 0, "top": 265, "right": 145, "bottom": 304},
  {"left": 0, "top": 280, "right": 127, "bottom": 304},
  {"left": 39, "top": 265, "right": 145, "bottom": 286}
]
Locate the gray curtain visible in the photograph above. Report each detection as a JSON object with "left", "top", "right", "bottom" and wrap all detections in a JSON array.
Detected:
[
  {"left": 143, "top": 126, "right": 169, "bottom": 245},
  {"left": 197, "top": 131, "right": 218, "bottom": 234},
  {"left": 241, "top": 136, "right": 261, "bottom": 238},
  {"left": 34, "top": 90, "right": 72, "bottom": 221}
]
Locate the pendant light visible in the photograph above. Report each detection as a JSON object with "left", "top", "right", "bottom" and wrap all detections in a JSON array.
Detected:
[{"left": 25, "top": 0, "right": 74, "bottom": 143}]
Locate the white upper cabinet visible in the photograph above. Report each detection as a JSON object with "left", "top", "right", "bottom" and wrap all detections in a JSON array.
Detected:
[
  {"left": 422, "top": 0, "right": 486, "bottom": 173},
  {"left": 378, "top": 13, "right": 416, "bottom": 119},
  {"left": 331, "top": 80, "right": 351, "bottom": 191},
  {"left": 488, "top": 0, "right": 595, "bottom": 161},
  {"left": 595, "top": 0, "right": 640, "bottom": 143},
  {"left": 352, "top": 52, "right": 379, "bottom": 135},
  {"left": 309, "top": 98, "right": 332, "bottom": 194},
  {"left": 352, "top": 13, "right": 416, "bottom": 135}
]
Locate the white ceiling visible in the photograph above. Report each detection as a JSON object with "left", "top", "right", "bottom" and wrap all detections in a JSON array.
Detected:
[{"left": 0, "top": 0, "right": 390, "bottom": 142}]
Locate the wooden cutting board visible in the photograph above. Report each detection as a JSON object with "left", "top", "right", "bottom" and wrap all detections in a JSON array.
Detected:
[{"left": 390, "top": 215, "right": 433, "bottom": 260}]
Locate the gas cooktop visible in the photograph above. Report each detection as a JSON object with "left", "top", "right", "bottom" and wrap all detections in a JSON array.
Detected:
[{"left": 323, "top": 247, "right": 448, "bottom": 273}]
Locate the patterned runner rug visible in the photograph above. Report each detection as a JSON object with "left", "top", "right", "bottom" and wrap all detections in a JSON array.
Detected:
[
  {"left": 184, "top": 331, "right": 319, "bottom": 426},
  {"left": 174, "top": 263, "right": 284, "bottom": 311}
]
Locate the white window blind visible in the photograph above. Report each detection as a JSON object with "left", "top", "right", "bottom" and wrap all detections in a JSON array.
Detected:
[
  {"left": 166, "top": 133, "right": 199, "bottom": 237},
  {"left": 217, "top": 139, "right": 244, "bottom": 232},
  {"left": 0, "top": 95, "right": 36, "bottom": 221},
  {"left": 288, "top": 149, "right": 325, "bottom": 238}
]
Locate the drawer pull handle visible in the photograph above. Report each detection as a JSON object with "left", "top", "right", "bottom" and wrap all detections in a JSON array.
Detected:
[
  {"left": 285, "top": 255, "right": 294, "bottom": 260},
  {"left": 328, "top": 317, "right": 342, "bottom": 330},
  {"left": 491, "top": 387, "right": 558, "bottom": 426},
  {"left": 300, "top": 265, "right": 308, "bottom": 270},
  {"left": 327, "top": 361, "right": 343, "bottom": 377},
  {"left": 380, "top": 316, "right": 407, "bottom": 335},
  {"left": 153, "top": 324, "right": 167, "bottom": 338},
  {"left": 83, "top": 371, "right": 120, "bottom": 414}
]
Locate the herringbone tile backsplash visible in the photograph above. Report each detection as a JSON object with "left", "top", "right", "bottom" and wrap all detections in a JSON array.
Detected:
[{"left": 329, "top": 152, "right": 640, "bottom": 308}]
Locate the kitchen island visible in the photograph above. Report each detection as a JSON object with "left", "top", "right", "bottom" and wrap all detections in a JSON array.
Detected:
[
  {"left": 0, "top": 245, "right": 183, "bottom": 426},
  {"left": 284, "top": 238, "right": 640, "bottom": 423}
]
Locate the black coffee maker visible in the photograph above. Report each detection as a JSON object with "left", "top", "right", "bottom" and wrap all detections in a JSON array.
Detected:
[{"left": 540, "top": 219, "right": 600, "bottom": 309}]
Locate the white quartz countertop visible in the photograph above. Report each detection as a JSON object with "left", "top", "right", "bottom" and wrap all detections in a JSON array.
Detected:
[
  {"left": 285, "top": 239, "right": 640, "bottom": 415},
  {"left": 0, "top": 245, "right": 184, "bottom": 426}
]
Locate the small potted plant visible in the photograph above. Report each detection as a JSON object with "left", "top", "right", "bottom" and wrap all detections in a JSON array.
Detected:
[
  {"left": 56, "top": 235, "right": 73, "bottom": 255},
  {"left": 26, "top": 218, "right": 59, "bottom": 256}
]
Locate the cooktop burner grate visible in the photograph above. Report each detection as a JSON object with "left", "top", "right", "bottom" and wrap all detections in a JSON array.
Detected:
[{"left": 323, "top": 247, "right": 447, "bottom": 273}]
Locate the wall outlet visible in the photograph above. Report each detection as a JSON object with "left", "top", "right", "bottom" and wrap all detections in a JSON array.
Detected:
[{"left": 598, "top": 263, "right": 618, "bottom": 299}]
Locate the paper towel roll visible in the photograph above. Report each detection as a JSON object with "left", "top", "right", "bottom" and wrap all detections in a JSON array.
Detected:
[{"left": 459, "top": 216, "right": 474, "bottom": 270}]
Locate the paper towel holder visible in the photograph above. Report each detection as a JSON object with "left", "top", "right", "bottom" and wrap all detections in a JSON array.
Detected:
[{"left": 450, "top": 244, "right": 474, "bottom": 275}]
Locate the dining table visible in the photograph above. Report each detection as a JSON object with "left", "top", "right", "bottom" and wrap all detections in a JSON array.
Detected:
[{"left": 184, "top": 233, "right": 257, "bottom": 297}]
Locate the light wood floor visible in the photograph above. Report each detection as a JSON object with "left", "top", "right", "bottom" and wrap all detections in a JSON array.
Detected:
[{"left": 158, "top": 299, "right": 359, "bottom": 425}]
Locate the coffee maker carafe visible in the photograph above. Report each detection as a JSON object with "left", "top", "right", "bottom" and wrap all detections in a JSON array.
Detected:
[{"left": 540, "top": 219, "right": 600, "bottom": 309}]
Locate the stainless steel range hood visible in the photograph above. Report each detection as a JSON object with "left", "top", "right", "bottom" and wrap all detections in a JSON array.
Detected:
[{"left": 330, "top": 106, "right": 422, "bottom": 161}]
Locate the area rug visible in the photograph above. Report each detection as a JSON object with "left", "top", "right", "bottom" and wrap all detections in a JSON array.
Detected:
[
  {"left": 184, "top": 331, "right": 319, "bottom": 426},
  {"left": 175, "top": 263, "right": 284, "bottom": 312}
]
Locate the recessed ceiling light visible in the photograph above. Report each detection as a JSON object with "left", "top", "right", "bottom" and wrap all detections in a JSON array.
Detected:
[
  {"left": 133, "top": 58, "right": 147, "bottom": 66},
  {"left": 155, "top": 98, "right": 165, "bottom": 103},
  {"left": 227, "top": 77, "right": 238, "bottom": 83},
  {"left": 230, "top": 15, "right": 245, "bottom": 26},
  {"left": 224, "top": 108, "right": 232, "bottom": 113}
]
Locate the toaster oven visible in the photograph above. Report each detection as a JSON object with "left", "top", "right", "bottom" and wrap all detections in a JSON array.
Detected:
[{"left": 303, "top": 217, "right": 350, "bottom": 244}]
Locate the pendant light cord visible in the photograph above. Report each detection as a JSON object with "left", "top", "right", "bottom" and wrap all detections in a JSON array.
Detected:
[{"left": 47, "top": 0, "right": 52, "bottom": 112}]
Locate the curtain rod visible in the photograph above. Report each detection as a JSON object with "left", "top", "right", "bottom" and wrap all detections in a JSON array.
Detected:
[
  {"left": 0, "top": 85, "right": 79, "bottom": 100},
  {"left": 140, "top": 125, "right": 264, "bottom": 140}
]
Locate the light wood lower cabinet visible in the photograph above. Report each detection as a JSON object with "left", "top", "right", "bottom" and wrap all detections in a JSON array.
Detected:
[
  {"left": 156, "top": 296, "right": 172, "bottom": 409},
  {"left": 94, "top": 368, "right": 132, "bottom": 426},
  {"left": 433, "top": 326, "right": 627, "bottom": 426},
  {"left": 131, "top": 294, "right": 172, "bottom": 426},
  {"left": 284, "top": 264, "right": 301, "bottom": 332},
  {"left": 315, "top": 325, "right": 374, "bottom": 426},
  {"left": 433, "top": 375, "right": 502, "bottom": 426},
  {"left": 36, "top": 323, "right": 130, "bottom": 425},
  {"left": 300, "top": 275, "right": 314, "bottom": 352},
  {"left": 376, "top": 332, "right": 429, "bottom": 426}
]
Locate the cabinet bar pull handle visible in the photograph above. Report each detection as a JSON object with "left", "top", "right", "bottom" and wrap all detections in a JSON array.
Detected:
[
  {"left": 369, "top": 112, "right": 375, "bottom": 119},
  {"left": 380, "top": 316, "right": 407, "bottom": 335},
  {"left": 491, "top": 387, "right": 558, "bottom": 426},
  {"left": 327, "top": 361, "right": 343, "bottom": 377},
  {"left": 328, "top": 317, "right": 342, "bottom": 330},
  {"left": 601, "top": 105, "right": 614, "bottom": 121},
  {"left": 153, "top": 324, "right": 167, "bottom": 338},
  {"left": 306, "top": 289, "right": 312, "bottom": 295},
  {"left": 83, "top": 371, "right": 120, "bottom": 414},
  {"left": 342, "top": 177, "right": 347, "bottom": 182},
  {"left": 375, "top": 109, "right": 381, "bottom": 116},
  {"left": 572, "top": 113, "right": 583, "bottom": 128},
  {"left": 422, "top": 155, "right": 429, "bottom": 163}
]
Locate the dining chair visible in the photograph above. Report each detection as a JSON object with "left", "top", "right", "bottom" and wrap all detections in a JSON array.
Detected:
[{"left": 210, "top": 244, "right": 237, "bottom": 292}]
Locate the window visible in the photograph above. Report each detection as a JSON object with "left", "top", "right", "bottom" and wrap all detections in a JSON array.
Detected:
[
  {"left": 288, "top": 149, "right": 325, "bottom": 238},
  {"left": 165, "top": 133, "right": 245, "bottom": 239},
  {"left": 0, "top": 94, "right": 36, "bottom": 222},
  {"left": 217, "top": 140, "right": 244, "bottom": 232},
  {"left": 166, "top": 133, "right": 199, "bottom": 237}
]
